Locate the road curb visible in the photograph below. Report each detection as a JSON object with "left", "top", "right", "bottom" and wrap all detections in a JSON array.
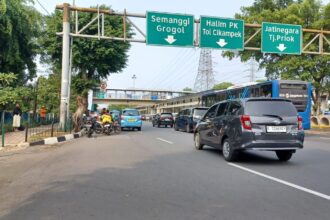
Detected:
[{"left": 29, "top": 129, "right": 85, "bottom": 147}]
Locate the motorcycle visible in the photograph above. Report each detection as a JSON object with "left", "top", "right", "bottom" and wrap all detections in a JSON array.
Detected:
[
  {"left": 81, "top": 116, "right": 97, "bottom": 138},
  {"left": 113, "top": 121, "right": 121, "bottom": 133}
]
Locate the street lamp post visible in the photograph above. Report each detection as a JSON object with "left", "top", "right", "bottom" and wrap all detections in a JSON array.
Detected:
[{"left": 132, "top": 74, "right": 137, "bottom": 88}]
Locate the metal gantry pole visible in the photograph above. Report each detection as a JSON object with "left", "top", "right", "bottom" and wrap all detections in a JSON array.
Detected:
[{"left": 59, "top": 3, "right": 71, "bottom": 128}]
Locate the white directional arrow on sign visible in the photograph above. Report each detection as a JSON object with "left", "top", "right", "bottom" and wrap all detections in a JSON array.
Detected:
[
  {"left": 217, "top": 39, "right": 228, "bottom": 47},
  {"left": 277, "top": 43, "right": 287, "bottom": 52},
  {"left": 164, "top": 35, "right": 177, "bottom": 44}
]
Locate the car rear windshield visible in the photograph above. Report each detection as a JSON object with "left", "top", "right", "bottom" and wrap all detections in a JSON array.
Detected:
[
  {"left": 193, "top": 109, "right": 208, "bottom": 117},
  {"left": 245, "top": 100, "right": 297, "bottom": 116},
  {"left": 123, "top": 110, "right": 139, "bottom": 116},
  {"left": 161, "top": 113, "right": 172, "bottom": 117}
]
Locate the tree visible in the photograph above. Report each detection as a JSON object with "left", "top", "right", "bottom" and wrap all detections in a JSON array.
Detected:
[
  {"left": 0, "top": 0, "right": 41, "bottom": 84},
  {"left": 182, "top": 87, "right": 193, "bottom": 92},
  {"left": 40, "top": 5, "right": 132, "bottom": 98},
  {"left": 36, "top": 74, "right": 61, "bottom": 115},
  {"left": 0, "top": 73, "right": 33, "bottom": 111},
  {"left": 224, "top": 0, "right": 330, "bottom": 114},
  {"left": 212, "top": 82, "right": 234, "bottom": 90}
]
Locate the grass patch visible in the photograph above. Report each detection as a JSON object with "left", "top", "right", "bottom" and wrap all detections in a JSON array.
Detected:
[{"left": 28, "top": 129, "right": 72, "bottom": 143}]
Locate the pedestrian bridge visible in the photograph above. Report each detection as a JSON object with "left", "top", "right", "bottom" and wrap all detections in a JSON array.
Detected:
[{"left": 92, "top": 88, "right": 195, "bottom": 110}]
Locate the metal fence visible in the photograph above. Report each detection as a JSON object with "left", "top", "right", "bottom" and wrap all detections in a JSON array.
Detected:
[{"left": 1, "top": 111, "right": 73, "bottom": 147}]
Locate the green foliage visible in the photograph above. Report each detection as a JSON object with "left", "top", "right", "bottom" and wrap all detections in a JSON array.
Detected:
[
  {"left": 0, "top": 73, "right": 33, "bottom": 110},
  {"left": 0, "top": 0, "right": 42, "bottom": 84},
  {"left": 224, "top": 0, "right": 330, "bottom": 113},
  {"left": 256, "top": 79, "right": 267, "bottom": 83},
  {"left": 212, "top": 82, "right": 234, "bottom": 90},
  {"left": 182, "top": 87, "right": 193, "bottom": 91},
  {"left": 36, "top": 74, "right": 61, "bottom": 114},
  {"left": 0, "top": 72, "right": 16, "bottom": 87},
  {"left": 40, "top": 5, "right": 132, "bottom": 97}
]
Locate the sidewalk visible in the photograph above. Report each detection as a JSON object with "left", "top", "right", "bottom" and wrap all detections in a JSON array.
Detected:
[{"left": 1, "top": 124, "right": 55, "bottom": 148}]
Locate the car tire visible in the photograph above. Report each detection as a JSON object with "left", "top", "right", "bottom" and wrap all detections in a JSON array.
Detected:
[
  {"left": 152, "top": 123, "right": 155, "bottom": 127},
  {"left": 222, "top": 139, "right": 237, "bottom": 162},
  {"left": 276, "top": 150, "right": 293, "bottom": 161},
  {"left": 171, "top": 124, "right": 173, "bottom": 128},
  {"left": 174, "top": 124, "right": 178, "bottom": 131},
  {"left": 138, "top": 127, "right": 141, "bottom": 131},
  {"left": 194, "top": 132, "right": 204, "bottom": 150},
  {"left": 157, "top": 124, "right": 160, "bottom": 128},
  {"left": 186, "top": 124, "right": 191, "bottom": 133}
]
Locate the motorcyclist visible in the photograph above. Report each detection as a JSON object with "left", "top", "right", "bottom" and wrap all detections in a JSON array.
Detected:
[{"left": 101, "top": 110, "right": 112, "bottom": 125}]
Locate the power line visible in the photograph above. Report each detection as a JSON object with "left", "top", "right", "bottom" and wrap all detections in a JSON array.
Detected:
[{"left": 35, "top": 0, "right": 51, "bottom": 15}]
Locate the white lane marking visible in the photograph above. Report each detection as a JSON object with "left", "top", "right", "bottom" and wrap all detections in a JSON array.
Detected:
[
  {"left": 227, "top": 163, "right": 330, "bottom": 201},
  {"left": 156, "top": 138, "right": 173, "bottom": 145}
]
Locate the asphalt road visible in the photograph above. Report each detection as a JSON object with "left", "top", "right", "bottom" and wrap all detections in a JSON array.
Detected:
[{"left": 0, "top": 122, "right": 330, "bottom": 220}]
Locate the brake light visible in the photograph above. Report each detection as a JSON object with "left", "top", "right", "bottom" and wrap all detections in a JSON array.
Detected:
[
  {"left": 240, "top": 115, "right": 252, "bottom": 130},
  {"left": 160, "top": 117, "right": 165, "bottom": 120},
  {"left": 121, "top": 115, "right": 124, "bottom": 120},
  {"left": 298, "top": 116, "right": 303, "bottom": 130}
]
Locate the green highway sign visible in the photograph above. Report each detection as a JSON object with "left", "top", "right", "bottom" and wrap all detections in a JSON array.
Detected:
[
  {"left": 146, "top": 11, "right": 194, "bottom": 47},
  {"left": 200, "top": 16, "right": 244, "bottom": 50},
  {"left": 262, "top": 22, "right": 302, "bottom": 55}
]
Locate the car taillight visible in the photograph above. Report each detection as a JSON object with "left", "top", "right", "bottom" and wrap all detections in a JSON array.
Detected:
[
  {"left": 121, "top": 115, "right": 124, "bottom": 120},
  {"left": 298, "top": 116, "right": 303, "bottom": 130},
  {"left": 240, "top": 115, "right": 252, "bottom": 130},
  {"left": 160, "top": 117, "right": 164, "bottom": 120}
]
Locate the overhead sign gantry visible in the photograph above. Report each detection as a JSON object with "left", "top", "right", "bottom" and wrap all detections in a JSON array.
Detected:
[{"left": 55, "top": 3, "right": 330, "bottom": 126}]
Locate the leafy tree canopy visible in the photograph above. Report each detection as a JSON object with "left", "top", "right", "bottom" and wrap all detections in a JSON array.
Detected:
[
  {"left": 0, "top": 73, "right": 33, "bottom": 110},
  {"left": 182, "top": 87, "right": 193, "bottom": 91},
  {"left": 212, "top": 82, "right": 234, "bottom": 90},
  {"left": 0, "top": 0, "right": 41, "bottom": 84}
]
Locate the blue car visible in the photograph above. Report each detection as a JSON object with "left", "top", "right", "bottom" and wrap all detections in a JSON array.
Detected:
[{"left": 121, "top": 108, "right": 142, "bottom": 131}]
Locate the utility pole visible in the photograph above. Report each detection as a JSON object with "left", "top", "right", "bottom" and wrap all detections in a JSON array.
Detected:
[
  {"left": 132, "top": 74, "right": 137, "bottom": 88},
  {"left": 59, "top": 3, "right": 71, "bottom": 128}
]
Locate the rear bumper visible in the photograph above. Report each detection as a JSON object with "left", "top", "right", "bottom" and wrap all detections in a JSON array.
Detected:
[
  {"left": 233, "top": 131, "right": 304, "bottom": 151},
  {"left": 159, "top": 121, "right": 173, "bottom": 125},
  {"left": 121, "top": 120, "right": 142, "bottom": 128},
  {"left": 241, "top": 140, "right": 304, "bottom": 151}
]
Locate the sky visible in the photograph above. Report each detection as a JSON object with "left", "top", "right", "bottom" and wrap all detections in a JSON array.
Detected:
[{"left": 35, "top": 0, "right": 330, "bottom": 91}]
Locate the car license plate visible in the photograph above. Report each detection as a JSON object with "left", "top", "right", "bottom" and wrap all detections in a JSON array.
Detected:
[
  {"left": 165, "top": 119, "right": 170, "bottom": 121},
  {"left": 128, "top": 118, "right": 136, "bottom": 122},
  {"left": 267, "top": 126, "right": 287, "bottom": 133}
]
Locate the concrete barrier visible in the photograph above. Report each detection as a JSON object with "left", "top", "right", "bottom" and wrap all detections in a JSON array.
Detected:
[
  {"left": 320, "top": 116, "right": 330, "bottom": 127},
  {"left": 311, "top": 116, "right": 320, "bottom": 127}
]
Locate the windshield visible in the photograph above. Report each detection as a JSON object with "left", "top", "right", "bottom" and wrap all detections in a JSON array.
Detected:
[
  {"left": 245, "top": 100, "right": 297, "bottom": 116},
  {"left": 122, "top": 110, "right": 139, "bottom": 116},
  {"left": 279, "top": 83, "right": 308, "bottom": 112},
  {"left": 161, "top": 113, "right": 172, "bottom": 117},
  {"left": 193, "top": 109, "right": 208, "bottom": 118}
]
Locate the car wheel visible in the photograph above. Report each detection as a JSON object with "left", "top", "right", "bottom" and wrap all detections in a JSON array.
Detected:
[
  {"left": 276, "top": 150, "right": 293, "bottom": 161},
  {"left": 186, "top": 124, "right": 191, "bottom": 133},
  {"left": 157, "top": 124, "right": 160, "bottom": 128},
  {"left": 222, "top": 139, "right": 237, "bottom": 162},
  {"left": 138, "top": 127, "right": 141, "bottom": 131},
  {"left": 174, "top": 124, "right": 178, "bottom": 131},
  {"left": 152, "top": 123, "right": 155, "bottom": 127},
  {"left": 194, "top": 132, "right": 204, "bottom": 150},
  {"left": 171, "top": 124, "right": 173, "bottom": 128}
]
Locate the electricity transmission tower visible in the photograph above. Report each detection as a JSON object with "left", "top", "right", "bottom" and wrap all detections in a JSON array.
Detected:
[
  {"left": 194, "top": 49, "right": 215, "bottom": 92},
  {"left": 245, "top": 57, "right": 258, "bottom": 82}
]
